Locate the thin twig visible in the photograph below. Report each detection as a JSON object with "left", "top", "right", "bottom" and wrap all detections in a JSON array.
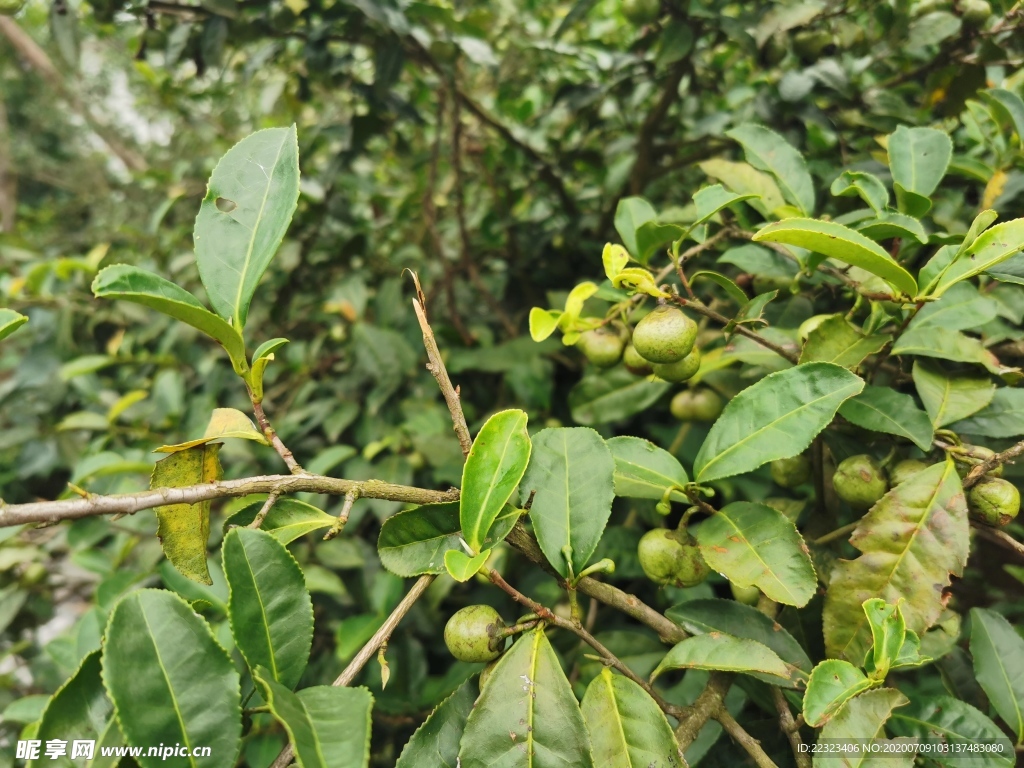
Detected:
[
  {"left": 674, "top": 672, "right": 734, "bottom": 749},
  {"left": 812, "top": 522, "right": 859, "bottom": 547},
  {"left": 716, "top": 708, "right": 780, "bottom": 768},
  {"left": 252, "top": 400, "right": 303, "bottom": 474},
  {"left": 972, "top": 523, "right": 1024, "bottom": 560},
  {"left": 772, "top": 687, "right": 810, "bottom": 768},
  {"left": 963, "top": 437, "right": 1024, "bottom": 488},
  {"left": 668, "top": 294, "right": 800, "bottom": 364},
  {"left": 248, "top": 492, "right": 279, "bottom": 530},
  {"left": 323, "top": 489, "right": 358, "bottom": 541}
]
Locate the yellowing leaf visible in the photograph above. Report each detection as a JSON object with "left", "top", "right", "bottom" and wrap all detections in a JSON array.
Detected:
[
  {"left": 982, "top": 169, "right": 1008, "bottom": 210},
  {"left": 602, "top": 243, "right": 629, "bottom": 281},
  {"left": 155, "top": 408, "right": 269, "bottom": 453}
]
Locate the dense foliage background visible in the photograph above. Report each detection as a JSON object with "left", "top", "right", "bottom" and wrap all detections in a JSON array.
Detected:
[{"left": 3, "top": 0, "right": 1024, "bottom": 766}]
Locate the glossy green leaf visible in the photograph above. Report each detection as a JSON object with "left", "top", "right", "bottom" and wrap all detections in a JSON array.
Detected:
[
  {"left": 651, "top": 633, "right": 792, "bottom": 681},
  {"left": 0, "top": 308, "right": 28, "bottom": 343},
  {"left": 888, "top": 696, "right": 1015, "bottom": 768},
  {"left": 907, "top": 282, "right": 998, "bottom": 335},
  {"left": 194, "top": 126, "right": 300, "bottom": 328},
  {"left": 699, "top": 158, "right": 786, "bottom": 216},
  {"left": 950, "top": 388, "right": 1024, "bottom": 438},
  {"left": 581, "top": 668, "right": 682, "bottom": 768},
  {"left": 690, "top": 184, "right": 758, "bottom": 230},
  {"left": 458, "top": 629, "right": 594, "bottom": 768},
  {"left": 151, "top": 444, "right": 222, "bottom": 585},
  {"left": 800, "top": 315, "right": 890, "bottom": 369},
  {"left": 606, "top": 436, "right": 689, "bottom": 503},
  {"left": 568, "top": 369, "right": 671, "bottom": 426},
  {"left": 753, "top": 219, "right": 918, "bottom": 297},
  {"left": 858, "top": 211, "right": 928, "bottom": 244},
  {"left": 727, "top": 123, "right": 815, "bottom": 215},
  {"left": 718, "top": 243, "right": 799, "bottom": 280},
  {"left": 102, "top": 590, "right": 241, "bottom": 768},
  {"left": 225, "top": 498, "right": 336, "bottom": 544},
  {"left": 223, "top": 528, "right": 312, "bottom": 689},
  {"left": 636, "top": 221, "right": 685, "bottom": 264},
  {"left": 894, "top": 327, "right": 1000, "bottom": 370},
  {"left": 694, "top": 362, "right": 863, "bottom": 483},
  {"left": 815, "top": 688, "right": 912, "bottom": 768},
  {"left": 888, "top": 126, "right": 952, "bottom": 218},
  {"left": 689, "top": 270, "right": 748, "bottom": 306},
  {"left": 254, "top": 669, "right": 372, "bottom": 768},
  {"left": 969, "top": 608, "right": 1024, "bottom": 741},
  {"left": 980, "top": 88, "right": 1024, "bottom": 145},
  {"left": 520, "top": 427, "right": 615, "bottom": 578},
  {"left": 932, "top": 218, "right": 1024, "bottom": 297},
  {"left": 395, "top": 680, "right": 476, "bottom": 768},
  {"left": 803, "top": 660, "right": 876, "bottom": 727},
  {"left": 92, "top": 265, "right": 247, "bottom": 374},
  {"left": 614, "top": 196, "right": 657, "bottom": 258},
  {"left": 444, "top": 549, "right": 488, "bottom": 582},
  {"left": 838, "top": 386, "right": 933, "bottom": 451},
  {"left": 912, "top": 360, "right": 994, "bottom": 429},
  {"left": 694, "top": 501, "right": 817, "bottom": 607},
  {"left": 824, "top": 460, "right": 968, "bottom": 662},
  {"left": 831, "top": 170, "right": 889, "bottom": 212},
  {"left": 460, "top": 409, "right": 531, "bottom": 553},
  {"left": 155, "top": 408, "right": 268, "bottom": 452}
]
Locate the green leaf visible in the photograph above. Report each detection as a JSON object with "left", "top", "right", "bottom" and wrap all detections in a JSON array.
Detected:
[
  {"left": 894, "top": 328, "right": 1001, "bottom": 371},
  {"left": 831, "top": 170, "right": 889, "bottom": 213},
  {"left": 913, "top": 360, "right": 994, "bottom": 429},
  {"left": 888, "top": 696, "right": 1015, "bottom": 768},
  {"left": 458, "top": 629, "right": 594, "bottom": 768},
  {"left": 444, "top": 549, "right": 488, "bottom": 582},
  {"left": 254, "top": 669, "right": 372, "bottom": 768},
  {"left": 614, "top": 197, "right": 657, "bottom": 258},
  {"left": 102, "top": 590, "right": 241, "bottom": 768},
  {"left": 223, "top": 528, "right": 313, "bottom": 689},
  {"left": 693, "top": 501, "right": 817, "bottom": 607},
  {"left": 955, "top": 209, "right": 999, "bottom": 259},
  {"left": 690, "top": 184, "right": 758, "bottom": 231},
  {"left": 250, "top": 337, "right": 289, "bottom": 401},
  {"left": 155, "top": 407, "right": 269, "bottom": 452},
  {"left": 689, "top": 270, "right": 749, "bottom": 306},
  {"left": 602, "top": 243, "right": 630, "bottom": 280},
  {"left": 858, "top": 211, "right": 928, "bottom": 244},
  {"left": 838, "top": 386, "right": 934, "bottom": 451},
  {"left": 520, "top": 427, "right": 615, "bottom": 578},
  {"left": 699, "top": 158, "right": 786, "bottom": 217},
  {"left": 803, "top": 659, "right": 876, "bottom": 728},
  {"left": 92, "top": 265, "right": 248, "bottom": 374},
  {"left": 151, "top": 444, "right": 223, "bottom": 585},
  {"left": 726, "top": 123, "right": 815, "bottom": 215},
  {"left": 530, "top": 308, "right": 562, "bottom": 342},
  {"left": 0, "top": 308, "right": 28, "bottom": 343},
  {"left": 581, "top": 668, "right": 682, "bottom": 768},
  {"left": 753, "top": 219, "right": 918, "bottom": 297},
  {"left": 824, "top": 460, "right": 968, "bottom": 663},
  {"left": 606, "top": 436, "right": 689, "bottom": 502},
  {"left": 799, "top": 315, "right": 891, "bottom": 369},
  {"left": 636, "top": 221, "right": 686, "bottom": 265},
  {"left": 568, "top": 369, "right": 671, "bottom": 425},
  {"left": 863, "top": 599, "right": 906, "bottom": 678},
  {"left": 650, "top": 634, "right": 793, "bottom": 681},
  {"left": 815, "top": 688, "right": 912, "bottom": 768},
  {"left": 906, "top": 282, "right": 998, "bottom": 334},
  {"left": 932, "top": 218, "right": 1024, "bottom": 297},
  {"left": 950, "top": 388, "right": 1024, "bottom": 438},
  {"left": 887, "top": 126, "right": 952, "bottom": 218},
  {"left": 980, "top": 88, "right": 1024, "bottom": 146},
  {"left": 460, "top": 409, "right": 531, "bottom": 553},
  {"left": 378, "top": 502, "right": 521, "bottom": 577},
  {"left": 718, "top": 243, "right": 799, "bottom": 280},
  {"left": 194, "top": 126, "right": 300, "bottom": 328},
  {"left": 694, "top": 362, "right": 864, "bottom": 483},
  {"left": 395, "top": 680, "right": 476, "bottom": 768},
  {"left": 225, "top": 498, "right": 336, "bottom": 544},
  {"left": 969, "top": 608, "right": 1024, "bottom": 742}
]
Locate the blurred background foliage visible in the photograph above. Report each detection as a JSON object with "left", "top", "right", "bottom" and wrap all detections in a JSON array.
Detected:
[{"left": 2, "top": 0, "right": 1024, "bottom": 764}]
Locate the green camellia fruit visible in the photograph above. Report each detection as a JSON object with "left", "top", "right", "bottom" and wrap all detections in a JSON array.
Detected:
[
  {"left": 444, "top": 605, "right": 505, "bottom": 663},
  {"left": 968, "top": 478, "right": 1020, "bottom": 526},
  {"left": 961, "top": 0, "right": 992, "bottom": 27},
  {"left": 575, "top": 328, "right": 625, "bottom": 368},
  {"left": 622, "top": 343, "right": 654, "bottom": 376},
  {"left": 771, "top": 455, "right": 811, "bottom": 488},
  {"left": 622, "top": 0, "right": 660, "bottom": 25},
  {"left": 652, "top": 348, "right": 701, "bottom": 383},
  {"left": 833, "top": 454, "right": 888, "bottom": 510},
  {"left": 889, "top": 459, "right": 931, "bottom": 487},
  {"left": 670, "top": 388, "right": 725, "bottom": 421},
  {"left": 631, "top": 305, "right": 697, "bottom": 364},
  {"left": 730, "top": 582, "right": 761, "bottom": 606},
  {"left": 637, "top": 529, "right": 710, "bottom": 588},
  {"left": 798, "top": 313, "right": 835, "bottom": 343}
]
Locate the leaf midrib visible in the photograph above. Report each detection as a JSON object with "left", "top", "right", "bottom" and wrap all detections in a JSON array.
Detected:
[
  {"left": 237, "top": 539, "right": 279, "bottom": 681},
  {"left": 464, "top": 415, "right": 524, "bottom": 549},
  {"left": 975, "top": 619, "right": 1024, "bottom": 739},
  {"left": 712, "top": 509, "right": 800, "bottom": 604},
  {"left": 140, "top": 602, "right": 197, "bottom": 768}
]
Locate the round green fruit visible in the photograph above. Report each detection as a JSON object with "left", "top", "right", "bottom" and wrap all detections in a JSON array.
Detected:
[
  {"left": 652, "top": 348, "right": 701, "bottom": 383},
  {"left": 637, "top": 529, "right": 710, "bottom": 588},
  {"left": 833, "top": 455, "right": 888, "bottom": 510},
  {"left": 622, "top": 0, "right": 660, "bottom": 25},
  {"left": 889, "top": 459, "right": 930, "bottom": 487},
  {"left": 671, "top": 388, "right": 724, "bottom": 421},
  {"left": 771, "top": 455, "right": 811, "bottom": 488},
  {"left": 444, "top": 605, "right": 505, "bottom": 663},
  {"left": 961, "top": 0, "right": 992, "bottom": 26},
  {"left": 631, "top": 305, "right": 697, "bottom": 364},
  {"left": 575, "top": 328, "right": 625, "bottom": 368},
  {"left": 730, "top": 582, "right": 761, "bottom": 606},
  {"left": 798, "top": 314, "right": 835, "bottom": 343},
  {"left": 968, "top": 478, "right": 1020, "bottom": 526},
  {"left": 623, "top": 343, "right": 654, "bottom": 376}
]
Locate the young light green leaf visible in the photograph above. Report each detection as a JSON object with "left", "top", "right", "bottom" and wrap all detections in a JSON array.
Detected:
[
  {"left": 694, "top": 501, "right": 817, "bottom": 607},
  {"left": 155, "top": 408, "right": 269, "bottom": 452},
  {"left": 863, "top": 599, "right": 906, "bottom": 679},
  {"left": 102, "top": 590, "right": 241, "bottom": 768},
  {"left": 92, "top": 265, "right": 247, "bottom": 374},
  {"left": 458, "top": 629, "right": 594, "bottom": 768},
  {"left": 888, "top": 696, "right": 1015, "bottom": 768},
  {"left": 727, "top": 123, "right": 815, "bottom": 215},
  {"left": 887, "top": 126, "right": 952, "bottom": 218},
  {"left": 614, "top": 197, "right": 658, "bottom": 258},
  {"left": 254, "top": 669, "right": 372, "bottom": 768},
  {"left": 831, "top": 170, "right": 889, "bottom": 212},
  {"left": 444, "top": 549, "right": 489, "bottom": 582},
  {"left": 568, "top": 368, "right": 671, "bottom": 426},
  {"left": 694, "top": 362, "right": 864, "bottom": 483},
  {"left": 824, "top": 460, "right": 968, "bottom": 663},
  {"left": 803, "top": 660, "right": 876, "bottom": 728},
  {"left": 223, "top": 528, "right": 313, "bottom": 689},
  {"left": 838, "top": 386, "right": 934, "bottom": 451},
  {"left": 520, "top": 427, "right": 615, "bottom": 578},
  {"left": 799, "top": 315, "right": 891, "bottom": 370},
  {"left": 581, "top": 668, "right": 683, "bottom": 768},
  {"left": 194, "top": 126, "right": 300, "bottom": 329},
  {"left": 816, "top": 688, "right": 912, "bottom": 768},
  {"left": 969, "top": 608, "right": 1024, "bottom": 742},
  {"left": 699, "top": 158, "right": 786, "bottom": 216},
  {"left": 753, "top": 219, "right": 918, "bottom": 297},
  {"left": 650, "top": 634, "right": 793, "bottom": 681},
  {"left": 950, "top": 388, "right": 1024, "bottom": 438},
  {"left": 460, "top": 409, "right": 531, "bottom": 553},
  {"left": 225, "top": 498, "right": 336, "bottom": 544},
  {"left": 0, "top": 308, "right": 28, "bottom": 343},
  {"left": 932, "top": 218, "right": 1024, "bottom": 297},
  {"left": 955, "top": 209, "right": 999, "bottom": 258},
  {"left": 395, "top": 680, "right": 476, "bottom": 768},
  {"left": 913, "top": 360, "right": 994, "bottom": 429},
  {"left": 250, "top": 337, "right": 289, "bottom": 402},
  {"left": 151, "top": 444, "right": 223, "bottom": 585},
  {"left": 602, "top": 243, "right": 630, "bottom": 281},
  {"left": 529, "top": 308, "right": 562, "bottom": 342},
  {"left": 606, "top": 436, "right": 689, "bottom": 502}
]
